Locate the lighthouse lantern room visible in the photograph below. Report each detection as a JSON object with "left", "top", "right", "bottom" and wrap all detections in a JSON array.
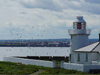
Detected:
[
  {"left": 68, "top": 16, "right": 91, "bottom": 63},
  {"left": 73, "top": 17, "right": 86, "bottom": 29}
]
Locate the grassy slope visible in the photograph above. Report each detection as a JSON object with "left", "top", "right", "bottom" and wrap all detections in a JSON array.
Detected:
[{"left": 0, "top": 61, "right": 50, "bottom": 75}]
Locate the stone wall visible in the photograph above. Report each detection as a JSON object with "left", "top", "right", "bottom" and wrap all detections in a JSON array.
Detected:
[
  {"left": 61, "top": 62, "right": 84, "bottom": 72},
  {"left": 61, "top": 62, "right": 100, "bottom": 72}
]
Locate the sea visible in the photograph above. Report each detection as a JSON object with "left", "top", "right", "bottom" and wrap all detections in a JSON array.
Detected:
[{"left": 0, "top": 39, "right": 98, "bottom": 61}]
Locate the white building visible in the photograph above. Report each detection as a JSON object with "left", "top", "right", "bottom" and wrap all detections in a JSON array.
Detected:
[
  {"left": 68, "top": 16, "right": 100, "bottom": 65},
  {"left": 62, "top": 41, "right": 100, "bottom": 73},
  {"left": 64, "top": 16, "right": 100, "bottom": 73},
  {"left": 75, "top": 42, "right": 100, "bottom": 64},
  {"left": 68, "top": 16, "right": 91, "bottom": 63}
]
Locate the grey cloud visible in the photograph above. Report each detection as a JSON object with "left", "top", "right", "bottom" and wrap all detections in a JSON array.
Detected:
[
  {"left": 18, "top": 0, "right": 100, "bottom": 15},
  {"left": 20, "top": 12, "right": 27, "bottom": 15},
  {"left": 18, "top": 0, "right": 61, "bottom": 11},
  {"left": 0, "top": 0, "right": 100, "bottom": 39},
  {"left": 85, "top": 0, "right": 100, "bottom": 4}
]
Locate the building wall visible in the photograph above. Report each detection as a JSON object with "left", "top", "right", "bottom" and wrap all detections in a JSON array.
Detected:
[
  {"left": 97, "top": 54, "right": 100, "bottom": 60},
  {"left": 74, "top": 53, "right": 93, "bottom": 64},
  {"left": 75, "top": 53, "right": 87, "bottom": 64},
  {"left": 74, "top": 52, "right": 100, "bottom": 64},
  {"left": 70, "top": 35, "right": 89, "bottom": 63},
  {"left": 71, "top": 35, "right": 89, "bottom": 51},
  {"left": 3, "top": 57, "right": 56, "bottom": 68},
  {"left": 91, "top": 53, "right": 99, "bottom": 61}
]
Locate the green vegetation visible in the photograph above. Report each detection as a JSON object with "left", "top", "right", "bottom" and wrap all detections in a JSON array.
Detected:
[
  {"left": 39, "top": 68, "right": 87, "bottom": 75},
  {"left": 0, "top": 61, "right": 99, "bottom": 75},
  {"left": 0, "top": 61, "right": 50, "bottom": 75}
]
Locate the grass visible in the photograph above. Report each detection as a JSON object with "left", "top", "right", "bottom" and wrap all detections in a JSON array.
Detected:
[
  {"left": 0, "top": 61, "right": 100, "bottom": 75},
  {"left": 39, "top": 68, "right": 87, "bottom": 75},
  {"left": 0, "top": 61, "right": 50, "bottom": 75}
]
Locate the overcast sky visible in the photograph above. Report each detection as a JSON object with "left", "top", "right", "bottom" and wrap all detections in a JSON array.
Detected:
[{"left": 0, "top": 0, "right": 100, "bottom": 39}]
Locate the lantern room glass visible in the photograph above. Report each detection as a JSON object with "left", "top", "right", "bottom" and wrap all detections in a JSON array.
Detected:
[{"left": 73, "top": 22, "right": 86, "bottom": 29}]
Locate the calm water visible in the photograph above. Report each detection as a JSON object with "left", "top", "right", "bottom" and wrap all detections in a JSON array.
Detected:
[{"left": 0, "top": 47, "right": 70, "bottom": 61}]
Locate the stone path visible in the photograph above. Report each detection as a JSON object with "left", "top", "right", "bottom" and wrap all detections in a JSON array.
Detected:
[{"left": 30, "top": 70, "right": 44, "bottom": 75}]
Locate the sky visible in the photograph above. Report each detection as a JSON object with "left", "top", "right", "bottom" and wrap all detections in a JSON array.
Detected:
[{"left": 0, "top": 0, "right": 100, "bottom": 39}]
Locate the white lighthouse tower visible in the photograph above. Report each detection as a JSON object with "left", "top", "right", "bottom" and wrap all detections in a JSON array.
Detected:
[{"left": 68, "top": 16, "right": 91, "bottom": 63}]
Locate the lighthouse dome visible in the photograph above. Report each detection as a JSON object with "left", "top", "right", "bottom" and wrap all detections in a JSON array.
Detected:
[{"left": 75, "top": 16, "right": 86, "bottom": 22}]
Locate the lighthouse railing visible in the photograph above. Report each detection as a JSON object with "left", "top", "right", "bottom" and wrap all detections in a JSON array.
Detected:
[{"left": 68, "top": 29, "right": 91, "bottom": 35}]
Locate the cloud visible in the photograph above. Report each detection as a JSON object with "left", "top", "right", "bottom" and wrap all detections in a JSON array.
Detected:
[
  {"left": 17, "top": 0, "right": 100, "bottom": 15},
  {"left": 18, "top": 0, "right": 61, "bottom": 11},
  {"left": 0, "top": 0, "right": 99, "bottom": 39},
  {"left": 85, "top": 0, "right": 100, "bottom": 4}
]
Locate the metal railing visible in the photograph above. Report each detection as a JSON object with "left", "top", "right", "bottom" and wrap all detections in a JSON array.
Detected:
[{"left": 68, "top": 29, "right": 91, "bottom": 35}]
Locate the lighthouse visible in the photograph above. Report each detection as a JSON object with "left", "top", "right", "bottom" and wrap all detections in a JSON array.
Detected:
[{"left": 68, "top": 16, "right": 91, "bottom": 63}]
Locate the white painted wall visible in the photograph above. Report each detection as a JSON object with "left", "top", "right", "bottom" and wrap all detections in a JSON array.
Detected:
[
  {"left": 91, "top": 53, "right": 98, "bottom": 61},
  {"left": 62, "top": 62, "right": 84, "bottom": 72},
  {"left": 61, "top": 62, "right": 100, "bottom": 72},
  {"left": 97, "top": 54, "right": 100, "bottom": 60},
  {"left": 74, "top": 52, "right": 100, "bottom": 64},
  {"left": 71, "top": 35, "right": 89, "bottom": 51},
  {"left": 74, "top": 53, "right": 93, "bottom": 64},
  {"left": 70, "top": 35, "right": 89, "bottom": 63},
  {"left": 3, "top": 57, "right": 56, "bottom": 68},
  {"left": 74, "top": 53, "right": 87, "bottom": 64}
]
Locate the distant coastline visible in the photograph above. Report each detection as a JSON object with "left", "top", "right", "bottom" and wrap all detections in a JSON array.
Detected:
[{"left": 0, "top": 39, "right": 98, "bottom": 47}]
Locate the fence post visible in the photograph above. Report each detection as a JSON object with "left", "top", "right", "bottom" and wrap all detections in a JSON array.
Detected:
[
  {"left": 61, "top": 61, "right": 64, "bottom": 69},
  {"left": 53, "top": 60, "right": 56, "bottom": 68}
]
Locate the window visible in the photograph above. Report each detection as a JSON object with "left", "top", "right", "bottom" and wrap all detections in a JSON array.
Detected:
[
  {"left": 73, "top": 22, "right": 77, "bottom": 29},
  {"left": 77, "top": 25, "right": 81, "bottom": 29},
  {"left": 70, "top": 54, "right": 71, "bottom": 61},
  {"left": 77, "top": 23, "right": 81, "bottom": 29},
  {"left": 78, "top": 53, "right": 80, "bottom": 62},
  {"left": 86, "top": 53, "right": 88, "bottom": 62},
  {"left": 82, "top": 23, "right": 86, "bottom": 29}
]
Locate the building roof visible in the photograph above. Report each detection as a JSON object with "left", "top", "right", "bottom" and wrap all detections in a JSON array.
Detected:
[{"left": 75, "top": 42, "right": 100, "bottom": 53}]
